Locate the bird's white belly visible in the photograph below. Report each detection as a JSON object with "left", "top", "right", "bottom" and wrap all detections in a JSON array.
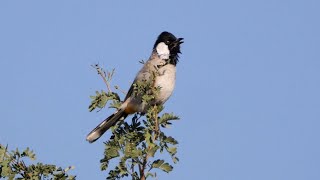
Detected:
[{"left": 154, "top": 64, "right": 176, "bottom": 103}]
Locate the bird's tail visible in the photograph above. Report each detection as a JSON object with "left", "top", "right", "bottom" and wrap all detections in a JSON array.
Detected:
[{"left": 86, "top": 109, "right": 128, "bottom": 143}]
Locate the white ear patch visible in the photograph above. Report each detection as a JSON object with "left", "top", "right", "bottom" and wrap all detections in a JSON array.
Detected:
[{"left": 156, "top": 42, "right": 170, "bottom": 59}]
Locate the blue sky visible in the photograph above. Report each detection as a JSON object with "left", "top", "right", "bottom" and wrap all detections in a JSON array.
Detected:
[{"left": 1, "top": 0, "right": 320, "bottom": 179}]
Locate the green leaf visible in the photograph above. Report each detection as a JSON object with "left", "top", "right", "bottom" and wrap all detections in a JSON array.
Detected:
[
  {"left": 159, "top": 163, "right": 173, "bottom": 173},
  {"left": 159, "top": 113, "right": 179, "bottom": 123},
  {"left": 118, "top": 158, "right": 128, "bottom": 175},
  {"left": 151, "top": 159, "right": 164, "bottom": 168},
  {"left": 166, "top": 146, "right": 177, "bottom": 156},
  {"left": 1, "top": 166, "right": 10, "bottom": 177},
  {"left": 173, "top": 157, "right": 179, "bottom": 164},
  {"left": 147, "top": 146, "right": 159, "bottom": 158},
  {"left": 130, "top": 149, "right": 142, "bottom": 158},
  {"left": 144, "top": 130, "right": 153, "bottom": 145},
  {"left": 164, "top": 136, "right": 178, "bottom": 145},
  {"left": 159, "top": 113, "right": 179, "bottom": 128},
  {"left": 146, "top": 172, "right": 155, "bottom": 178},
  {"left": 105, "top": 146, "right": 119, "bottom": 161}
]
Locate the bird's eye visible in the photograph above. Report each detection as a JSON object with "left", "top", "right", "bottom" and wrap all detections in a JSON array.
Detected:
[{"left": 166, "top": 40, "right": 170, "bottom": 44}]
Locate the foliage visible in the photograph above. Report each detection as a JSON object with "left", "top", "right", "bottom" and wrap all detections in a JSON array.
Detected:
[
  {"left": 0, "top": 145, "right": 75, "bottom": 180},
  {"left": 89, "top": 64, "right": 180, "bottom": 180}
]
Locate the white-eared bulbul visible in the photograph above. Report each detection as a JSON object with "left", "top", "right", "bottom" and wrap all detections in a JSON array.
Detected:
[{"left": 86, "top": 31, "right": 183, "bottom": 143}]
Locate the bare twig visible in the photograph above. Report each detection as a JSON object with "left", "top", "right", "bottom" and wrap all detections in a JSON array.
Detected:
[
  {"left": 91, "top": 64, "right": 113, "bottom": 93},
  {"left": 139, "top": 163, "right": 145, "bottom": 180},
  {"left": 115, "top": 85, "right": 127, "bottom": 95},
  {"left": 131, "top": 159, "right": 135, "bottom": 180}
]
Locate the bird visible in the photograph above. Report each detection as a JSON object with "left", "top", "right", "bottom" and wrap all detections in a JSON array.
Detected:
[{"left": 86, "top": 31, "right": 183, "bottom": 143}]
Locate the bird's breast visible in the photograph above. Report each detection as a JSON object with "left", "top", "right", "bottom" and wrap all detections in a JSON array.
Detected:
[{"left": 154, "top": 64, "right": 176, "bottom": 104}]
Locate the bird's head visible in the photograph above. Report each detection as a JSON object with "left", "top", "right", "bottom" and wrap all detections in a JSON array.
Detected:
[{"left": 153, "top": 31, "right": 184, "bottom": 65}]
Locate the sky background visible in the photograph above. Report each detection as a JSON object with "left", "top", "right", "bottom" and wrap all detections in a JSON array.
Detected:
[{"left": 1, "top": 0, "right": 320, "bottom": 179}]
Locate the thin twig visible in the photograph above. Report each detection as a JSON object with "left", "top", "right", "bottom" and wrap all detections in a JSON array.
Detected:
[
  {"left": 152, "top": 106, "right": 160, "bottom": 140},
  {"left": 139, "top": 162, "right": 144, "bottom": 180},
  {"left": 115, "top": 85, "right": 127, "bottom": 95},
  {"left": 91, "top": 64, "right": 113, "bottom": 93},
  {"left": 131, "top": 159, "right": 135, "bottom": 180}
]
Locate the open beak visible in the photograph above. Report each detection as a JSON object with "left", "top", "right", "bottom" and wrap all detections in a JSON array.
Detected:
[
  {"left": 171, "top": 38, "right": 184, "bottom": 53},
  {"left": 177, "top": 38, "right": 184, "bottom": 44}
]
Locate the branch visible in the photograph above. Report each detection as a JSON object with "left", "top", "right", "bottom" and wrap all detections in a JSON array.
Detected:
[
  {"left": 91, "top": 64, "right": 114, "bottom": 93},
  {"left": 115, "top": 85, "right": 127, "bottom": 95},
  {"left": 139, "top": 106, "right": 160, "bottom": 180}
]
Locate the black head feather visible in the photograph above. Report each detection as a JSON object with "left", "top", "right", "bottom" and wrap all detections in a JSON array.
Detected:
[{"left": 153, "top": 31, "right": 183, "bottom": 65}]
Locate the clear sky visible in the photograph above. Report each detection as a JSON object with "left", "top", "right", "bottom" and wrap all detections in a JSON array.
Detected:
[{"left": 1, "top": 0, "right": 319, "bottom": 179}]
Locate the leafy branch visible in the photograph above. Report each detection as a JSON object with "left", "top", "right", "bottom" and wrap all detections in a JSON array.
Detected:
[
  {"left": 0, "top": 145, "right": 75, "bottom": 180},
  {"left": 89, "top": 64, "right": 121, "bottom": 112},
  {"left": 89, "top": 64, "right": 180, "bottom": 179}
]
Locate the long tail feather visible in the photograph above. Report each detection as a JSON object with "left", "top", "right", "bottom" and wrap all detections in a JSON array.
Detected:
[{"left": 86, "top": 109, "right": 127, "bottom": 143}]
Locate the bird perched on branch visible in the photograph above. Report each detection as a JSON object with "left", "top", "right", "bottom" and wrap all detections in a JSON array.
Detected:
[{"left": 86, "top": 31, "right": 184, "bottom": 143}]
